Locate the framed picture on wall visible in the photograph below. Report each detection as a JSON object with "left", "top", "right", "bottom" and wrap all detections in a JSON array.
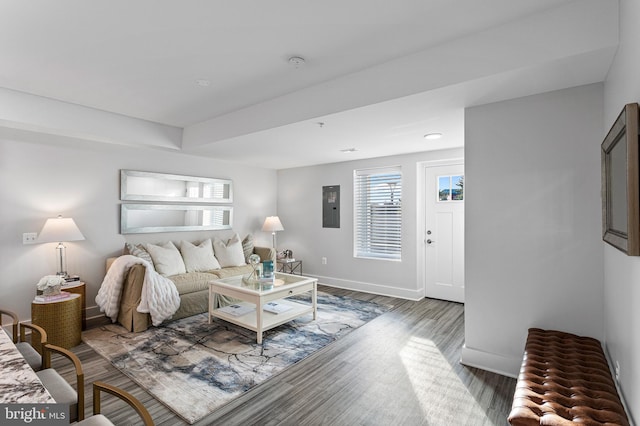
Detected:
[{"left": 602, "top": 102, "right": 640, "bottom": 255}]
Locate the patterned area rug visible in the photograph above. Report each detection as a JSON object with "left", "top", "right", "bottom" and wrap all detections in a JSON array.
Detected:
[{"left": 83, "top": 292, "right": 388, "bottom": 424}]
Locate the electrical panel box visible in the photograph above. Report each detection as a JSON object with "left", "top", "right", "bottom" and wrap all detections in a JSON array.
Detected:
[{"left": 322, "top": 185, "right": 340, "bottom": 228}]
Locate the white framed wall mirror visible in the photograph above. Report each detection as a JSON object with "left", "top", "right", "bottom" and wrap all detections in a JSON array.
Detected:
[
  {"left": 121, "top": 204, "right": 233, "bottom": 234},
  {"left": 121, "top": 170, "right": 233, "bottom": 203}
]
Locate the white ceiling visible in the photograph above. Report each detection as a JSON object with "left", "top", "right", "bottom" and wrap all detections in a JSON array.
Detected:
[{"left": 0, "top": 0, "right": 618, "bottom": 169}]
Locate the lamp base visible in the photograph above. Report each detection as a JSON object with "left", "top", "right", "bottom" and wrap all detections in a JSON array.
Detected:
[{"left": 55, "top": 243, "right": 68, "bottom": 278}]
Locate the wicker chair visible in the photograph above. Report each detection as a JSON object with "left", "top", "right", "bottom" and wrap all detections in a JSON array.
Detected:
[{"left": 76, "top": 381, "right": 154, "bottom": 426}]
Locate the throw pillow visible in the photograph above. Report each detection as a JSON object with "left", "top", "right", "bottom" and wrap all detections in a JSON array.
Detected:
[
  {"left": 213, "top": 234, "right": 246, "bottom": 267},
  {"left": 145, "top": 241, "right": 186, "bottom": 276},
  {"left": 180, "top": 239, "right": 221, "bottom": 272},
  {"left": 124, "top": 243, "right": 156, "bottom": 271},
  {"left": 242, "top": 234, "right": 254, "bottom": 263}
]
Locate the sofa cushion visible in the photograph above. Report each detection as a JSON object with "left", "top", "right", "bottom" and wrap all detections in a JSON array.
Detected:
[
  {"left": 209, "top": 264, "right": 253, "bottom": 278},
  {"left": 124, "top": 243, "right": 156, "bottom": 271},
  {"left": 213, "top": 234, "right": 246, "bottom": 267},
  {"left": 146, "top": 241, "right": 186, "bottom": 276},
  {"left": 179, "top": 239, "right": 221, "bottom": 272},
  {"left": 168, "top": 272, "right": 218, "bottom": 295},
  {"left": 242, "top": 234, "right": 254, "bottom": 263}
]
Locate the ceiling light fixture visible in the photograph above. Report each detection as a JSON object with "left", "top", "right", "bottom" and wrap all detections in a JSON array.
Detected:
[
  {"left": 340, "top": 148, "right": 357, "bottom": 153},
  {"left": 424, "top": 133, "right": 443, "bottom": 140},
  {"left": 288, "top": 56, "right": 306, "bottom": 68}
]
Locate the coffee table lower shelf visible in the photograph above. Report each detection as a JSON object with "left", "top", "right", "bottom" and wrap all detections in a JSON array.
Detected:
[{"left": 210, "top": 299, "right": 313, "bottom": 342}]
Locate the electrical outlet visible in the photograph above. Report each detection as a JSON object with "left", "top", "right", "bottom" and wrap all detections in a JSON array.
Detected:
[
  {"left": 23, "top": 232, "right": 38, "bottom": 244},
  {"left": 322, "top": 257, "right": 327, "bottom": 265}
]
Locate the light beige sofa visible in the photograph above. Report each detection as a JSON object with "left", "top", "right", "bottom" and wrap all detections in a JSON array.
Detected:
[{"left": 106, "top": 235, "right": 275, "bottom": 332}]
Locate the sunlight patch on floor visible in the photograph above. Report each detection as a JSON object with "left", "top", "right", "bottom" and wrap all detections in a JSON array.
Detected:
[{"left": 399, "top": 335, "right": 490, "bottom": 425}]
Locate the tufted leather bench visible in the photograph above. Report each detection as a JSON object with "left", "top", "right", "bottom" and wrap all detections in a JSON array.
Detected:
[{"left": 508, "top": 328, "right": 629, "bottom": 426}]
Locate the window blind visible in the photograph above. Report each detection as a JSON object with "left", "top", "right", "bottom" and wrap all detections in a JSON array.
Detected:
[{"left": 354, "top": 167, "right": 402, "bottom": 260}]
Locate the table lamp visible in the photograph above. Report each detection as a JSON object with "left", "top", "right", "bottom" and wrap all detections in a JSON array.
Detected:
[
  {"left": 262, "top": 216, "right": 284, "bottom": 248},
  {"left": 38, "top": 215, "right": 85, "bottom": 277}
]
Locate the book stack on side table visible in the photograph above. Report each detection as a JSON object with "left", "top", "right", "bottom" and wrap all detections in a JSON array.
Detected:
[{"left": 34, "top": 291, "right": 72, "bottom": 302}]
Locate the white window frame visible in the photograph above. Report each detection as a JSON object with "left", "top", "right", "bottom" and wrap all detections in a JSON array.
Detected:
[
  {"left": 353, "top": 166, "right": 402, "bottom": 261},
  {"left": 437, "top": 174, "right": 464, "bottom": 202}
]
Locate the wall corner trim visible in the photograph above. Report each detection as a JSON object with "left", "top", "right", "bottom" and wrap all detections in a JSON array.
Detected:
[{"left": 460, "top": 344, "right": 521, "bottom": 379}]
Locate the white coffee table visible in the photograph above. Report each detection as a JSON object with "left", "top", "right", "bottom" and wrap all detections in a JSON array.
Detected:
[{"left": 208, "top": 272, "right": 317, "bottom": 344}]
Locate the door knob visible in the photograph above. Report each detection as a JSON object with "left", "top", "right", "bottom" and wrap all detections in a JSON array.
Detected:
[{"left": 426, "top": 239, "right": 434, "bottom": 244}]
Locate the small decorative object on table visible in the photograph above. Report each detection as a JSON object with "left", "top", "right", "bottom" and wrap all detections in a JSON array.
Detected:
[
  {"left": 262, "top": 260, "right": 274, "bottom": 278},
  {"left": 248, "top": 254, "right": 261, "bottom": 279},
  {"left": 242, "top": 254, "right": 263, "bottom": 287},
  {"left": 261, "top": 260, "right": 275, "bottom": 290},
  {"left": 36, "top": 275, "right": 66, "bottom": 296},
  {"left": 277, "top": 249, "right": 293, "bottom": 259}
]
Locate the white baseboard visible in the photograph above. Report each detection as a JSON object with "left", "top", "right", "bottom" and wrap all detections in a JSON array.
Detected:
[
  {"left": 86, "top": 305, "right": 102, "bottom": 318},
  {"left": 308, "top": 274, "right": 423, "bottom": 301},
  {"left": 460, "top": 344, "right": 521, "bottom": 378}
]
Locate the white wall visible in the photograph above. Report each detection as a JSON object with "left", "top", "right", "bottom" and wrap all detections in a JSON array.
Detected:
[
  {"left": 602, "top": 0, "right": 640, "bottom": 420},
  {"left": 463, "top": 83, "right": 604, "bottom": 376},
  {"left": 277, "top": 148, "right": 463, "bottom": 300},
  {"left": 0, "top": 137, "right": 277, "bottom": 324}
]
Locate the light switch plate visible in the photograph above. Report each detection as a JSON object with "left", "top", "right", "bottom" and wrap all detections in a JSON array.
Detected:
[{"left": 23, "top": 232, "right": 38, "bottom": 244}]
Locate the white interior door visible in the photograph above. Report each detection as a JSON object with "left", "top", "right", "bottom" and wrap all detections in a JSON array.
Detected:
[{"left": 425, "top": 164, "right": 465, "bottom": 303}]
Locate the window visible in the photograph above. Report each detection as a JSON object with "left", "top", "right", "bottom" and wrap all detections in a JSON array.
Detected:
[
  {"left": 354, "top": 166, "right": 402, "bottom": 260},
  {"left": 438, "top": 175, "right": 464, "bottom": 201}
]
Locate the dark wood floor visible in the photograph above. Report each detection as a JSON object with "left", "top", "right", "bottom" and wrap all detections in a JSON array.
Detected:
[{"left": 55, "top": 286, "right": 516, "bottom": 425}]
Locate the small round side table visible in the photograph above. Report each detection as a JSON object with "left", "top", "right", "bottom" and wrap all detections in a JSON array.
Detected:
[{"left": 31, "top": 293, "right": 82, "bottom": 350}]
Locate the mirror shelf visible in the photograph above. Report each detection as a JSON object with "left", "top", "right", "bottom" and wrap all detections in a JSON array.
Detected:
[
  {"left": 121, "top": 204, "right": 233, "bottom": 234},
  {"left": 121, "top": 170, "right": 232, "bottom": 203}
]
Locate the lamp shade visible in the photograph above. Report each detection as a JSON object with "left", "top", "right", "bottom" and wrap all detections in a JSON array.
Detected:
[
  {"left": 38, "top": 216, "right": 85, "bottom": 243},
  {"left": 262, "top": 216, "right": 284, "bottom": 232}
]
